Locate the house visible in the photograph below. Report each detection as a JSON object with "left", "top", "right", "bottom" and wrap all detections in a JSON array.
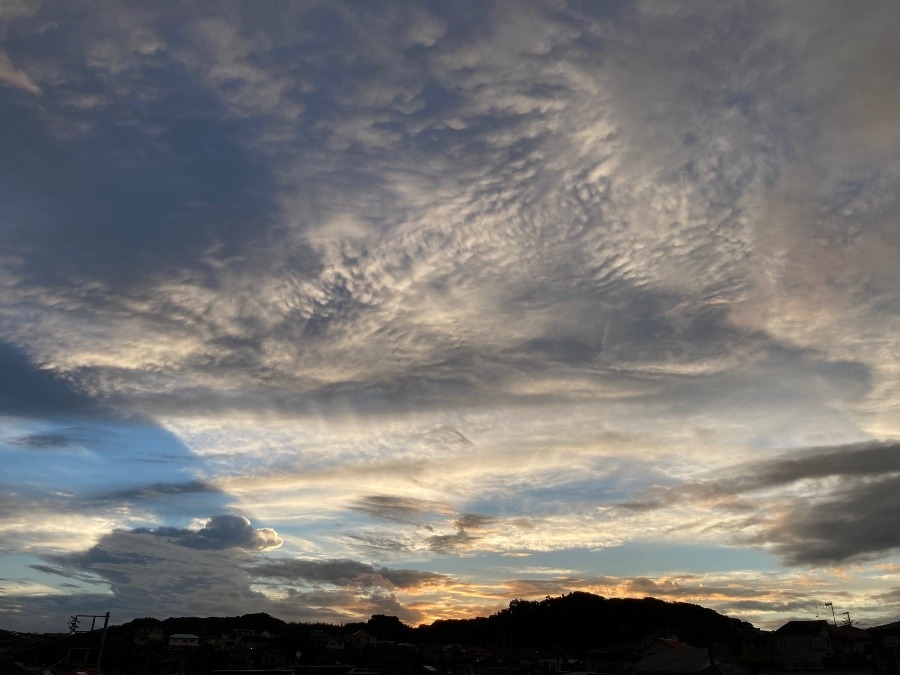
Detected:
[
  {"left": 830, "top": 624, "right": 873, "bottom": 668},
  {"left": 349, "top": 629, "right": 377, "bottom": 649},
  {"left": 133, "top": 627, "right": 165, "bottom": 645},
  {"left": 583, "top": 645, "right": 632, "bottom": 674},
  {"left": 773, "top": 620, "right": 833, "bottom": 668},
  {"left": 642, "top": 638, "right": 695, "bottom": 659},
  {"left": 632, "top": 647, "right": 711, "bottom": 673},
  {"left": 168, "top": 633, "right": 200, "bottom": 648},
  {"left": 870, "top": 621, "right": 900, "bottom": 675},
  {"left": 631, "top": 648, "right": 751, "bottom": 675},
  {"left": 711, "top": 626, "right": 776, "bottom": 669},
  {"left": 0, "top": 655, "right": 30, "bottom": 675},
  {"left": 203, "top": 634, "right": 234, "bottom": 650}
]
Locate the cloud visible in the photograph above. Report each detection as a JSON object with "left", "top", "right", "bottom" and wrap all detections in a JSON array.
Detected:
[
  {"left": 1, "top": 0, "right": 889, "bottom": 440},
  {"left": 250, "top": 557, "right": 448, "bottom": 589},
  {"left": 39, "top": 528, "right": 268, "bottom": 622},
  {"left": 2, "top": 0, "right": 900, "bottom": 633},
  {"left": 139, "top": 515, "right": 283, "bottom": 552},
  {"left": 623, "top": 440, "right": 900, "bottom": 509},
  {"left": 0, "top": 49, "right": 41, "bottom": 95},
  {"left": 8, "top": 432, "right": 74, "bottom": 448},
  {"left": 425, "top": 513, "right": 499, "bottom": 554},
  {"left": 26, "top": 563, "right": 105, "bottom": 586},
  {"left": 453, "top": 514, "right": 496, "bottom": 530},
  {"left": 102, "top": 480, "right": 218, "bottom": 503},
  {"left": 19, "top": 523, "right": 436, "bottom": 630},
  {"left": 349, "top": 495, "right": 451, "bottom": 525},
  {"left": 620, "top": 440, "right": 900, "bottom": 564},
  {"left": 0, "top": 342, "right": 105, "bottom": 418},
  {"left": 754, "top": 474, "right": 900, "bottom": 565},
  {"left": 0, "top": 491, "right": 123, "bottom": 554}
]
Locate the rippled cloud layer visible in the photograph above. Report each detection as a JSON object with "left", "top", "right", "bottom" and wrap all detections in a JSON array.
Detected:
[{"left": 1, "top": 1, "right": 899, "bottom": 632}]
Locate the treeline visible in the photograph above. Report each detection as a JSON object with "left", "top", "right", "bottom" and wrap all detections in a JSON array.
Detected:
[
  {"left": 4, "top": 592, "right": 753, "bottom": 664},
  {"left": 416, "top": 592, "right": 751, "bottom": 648}
]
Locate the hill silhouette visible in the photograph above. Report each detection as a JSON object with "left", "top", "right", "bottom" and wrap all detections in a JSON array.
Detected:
[
  {"left": 2, "top": 592, "right": 754, "bottom": 671},
  {"left": 416, "top": 592, "right": 751, "bottom": 648}
]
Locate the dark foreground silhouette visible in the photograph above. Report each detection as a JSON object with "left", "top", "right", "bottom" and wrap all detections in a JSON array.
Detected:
[{"left": 1, "top": 593, "right": 761, "bottom": 674}]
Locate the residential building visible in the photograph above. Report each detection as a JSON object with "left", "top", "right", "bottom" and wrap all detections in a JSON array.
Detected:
[{"left": 773, "top": 620, "right": 833, "bottom": 668}]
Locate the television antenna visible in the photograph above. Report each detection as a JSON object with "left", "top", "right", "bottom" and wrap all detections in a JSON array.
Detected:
[
  {"left": 821, "top": 601, "right": 837, "bottom": 627},
  {"left": 67, "top": 612, "right": 110, "bottom": 674}
]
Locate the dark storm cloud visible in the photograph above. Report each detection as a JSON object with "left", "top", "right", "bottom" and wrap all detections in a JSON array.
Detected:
[
  {"left": 31, "top": 526, "right": 426, "bottom": 630},
  {"left": 249, "top": 557, "right": 447, "bottom": 588},
  {"left": 0, "top": 341, "right": 104, "bottom": 418},
  {"left": 621, "top": 440, "right": 900, "bottom": 564},
  {"left": 0, "top": 10, "right": 284, "bottom": 293},
  {"left": 51, "top": 540, "right": 149, "bottom": 586},
  {"left": 740, "top": 440, "right": 900, "bottom": 488},
  {"left": 39, "top": 526, "right": 277, "bottom": 627},
  {"left": 0, "top": 591, "right": 114, "bottom": 634},
  {"left": 138, "top": 515, "right": 282, "bottom": 551},
  {"left": 753, "top": 473, "right": 900, "bottom": 565},
  {"left": 42, "top": 517, "right": 279, "bottom": 561},
  {"left": 623, "top": 440, "right": 900, "bottom": 511}
]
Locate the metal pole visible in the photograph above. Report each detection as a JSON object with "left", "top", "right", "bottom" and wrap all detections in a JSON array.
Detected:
[{"left": 97, "top": 612, "right": 110, "bottom": 675}]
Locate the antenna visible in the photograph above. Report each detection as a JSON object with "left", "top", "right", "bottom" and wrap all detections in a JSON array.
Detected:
[
  {"left": 66, "top": 612, "right": 111, "bottom": 674},
  {"left": 823, "top": 601, "right": 837, "bottom": 627}
]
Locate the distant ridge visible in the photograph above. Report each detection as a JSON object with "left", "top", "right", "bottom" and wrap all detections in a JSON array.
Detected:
[
  {"left": 415, "top": 592, "right": 753, "bottom": 647},
  {"left": 53, "top": 592, "right": 752, "bottom": 649}
]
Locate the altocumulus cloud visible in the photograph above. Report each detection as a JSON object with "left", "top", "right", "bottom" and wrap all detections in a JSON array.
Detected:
[{"left": 1, "top": 0, "right": 900, "bottom": 632}]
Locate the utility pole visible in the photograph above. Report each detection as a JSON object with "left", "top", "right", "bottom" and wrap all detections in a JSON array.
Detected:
[{"left": 68, "top": 612, "right": 111, "bottom": 674}]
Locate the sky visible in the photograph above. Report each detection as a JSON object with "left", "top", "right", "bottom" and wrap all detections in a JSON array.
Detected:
[{"left": 1, "top": 0, "right": 900, "bottom": 635}]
